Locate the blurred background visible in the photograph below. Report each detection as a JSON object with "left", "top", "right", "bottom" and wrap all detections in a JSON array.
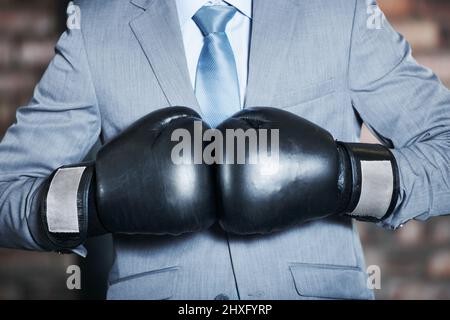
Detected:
[{"left": 0, "top": 0, "right": 450, "bottom": 299}]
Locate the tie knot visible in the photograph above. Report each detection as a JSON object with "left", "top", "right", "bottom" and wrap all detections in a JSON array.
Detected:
[{"left": 193, "top": 5, "right": 237, "bottom": 36}]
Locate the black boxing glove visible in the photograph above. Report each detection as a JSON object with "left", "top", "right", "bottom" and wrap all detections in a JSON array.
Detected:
[
  {"left": 216, "top": 107, "right": 399, "bottom": 235},
  {"left": 34, "top": 107, "right": 216, "bottom": 252}
]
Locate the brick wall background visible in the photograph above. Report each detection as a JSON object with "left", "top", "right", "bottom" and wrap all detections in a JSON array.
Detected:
[
  {"left": 0, "top": 0, "right": 449, "bottom": 299},
  {"left": 361, "top": 0, "right": 450, "bottom": 300},
  {"left": 0, "top": 0, "right": 78, "bottom": 300}
]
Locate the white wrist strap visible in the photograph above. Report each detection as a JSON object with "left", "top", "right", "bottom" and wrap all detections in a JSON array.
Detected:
[
  {"left": 349, "top": 160, "right": 394, "bottom": 219},
  {"left": 46, "top": 166, "right": 87, "bottom": 233}
]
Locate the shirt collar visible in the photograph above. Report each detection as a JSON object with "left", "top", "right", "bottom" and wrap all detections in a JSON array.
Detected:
[{"left": 176, "top": 0, "right": 252, "bottom": 29}]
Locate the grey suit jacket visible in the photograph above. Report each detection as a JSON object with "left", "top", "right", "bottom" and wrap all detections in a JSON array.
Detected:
[{"left": 1, "top": 0, "right": 450, "bottom": 300}]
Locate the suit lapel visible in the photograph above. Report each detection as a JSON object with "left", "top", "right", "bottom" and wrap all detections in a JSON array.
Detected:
[
  {"left": 245, "top": 0, "right": 300, "bottom": 108},
  {"left": 129, "top": 0, "right": 201, "bottom": 113},
  {"left": 129, "top": 0, "right": 300, "bottom": 112}
]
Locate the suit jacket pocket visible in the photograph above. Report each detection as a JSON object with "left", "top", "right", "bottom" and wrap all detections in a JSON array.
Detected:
[
  {"left": 107, "top": 266, "right": 179, "bottom": 300},
  {"left": 289, "top": 263, "right": 373, "bottom": 300},
  {"left": 274, "top": 78, "right": 336, "bottom": 109}
]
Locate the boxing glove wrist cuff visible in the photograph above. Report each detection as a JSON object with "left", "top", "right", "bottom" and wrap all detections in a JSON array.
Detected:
[
  {"left": 337, "top": 143, "right": 400, "bottom": 222},
  {"left": 39, "top": 163, "right": 107, "bottom": 252}
]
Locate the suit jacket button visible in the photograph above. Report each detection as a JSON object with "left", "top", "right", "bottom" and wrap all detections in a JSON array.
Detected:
[{"left": 215, "top": 294, "right": 229, "bottom": 300}]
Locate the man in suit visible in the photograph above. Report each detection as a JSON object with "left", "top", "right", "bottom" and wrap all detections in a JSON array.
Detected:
[{"left": 0, "top": 0, "right": 449, "bottom": 300}]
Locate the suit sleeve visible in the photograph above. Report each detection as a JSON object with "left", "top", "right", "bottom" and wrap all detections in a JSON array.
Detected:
[
  {"left": 348, "top": 0, "right": 450, "bottom": 229},
  {"left": 0, "top": 3, "right": 100, "bottom": 250}
]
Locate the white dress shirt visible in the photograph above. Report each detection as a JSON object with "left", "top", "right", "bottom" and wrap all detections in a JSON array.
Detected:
[{"left": 175, "top": 0, "right": 252, "bottom": 107}]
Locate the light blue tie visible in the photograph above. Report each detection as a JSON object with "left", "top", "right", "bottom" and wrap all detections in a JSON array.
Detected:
[{"left": 193, "top": 5, "right": 240, "bottom": 128}]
